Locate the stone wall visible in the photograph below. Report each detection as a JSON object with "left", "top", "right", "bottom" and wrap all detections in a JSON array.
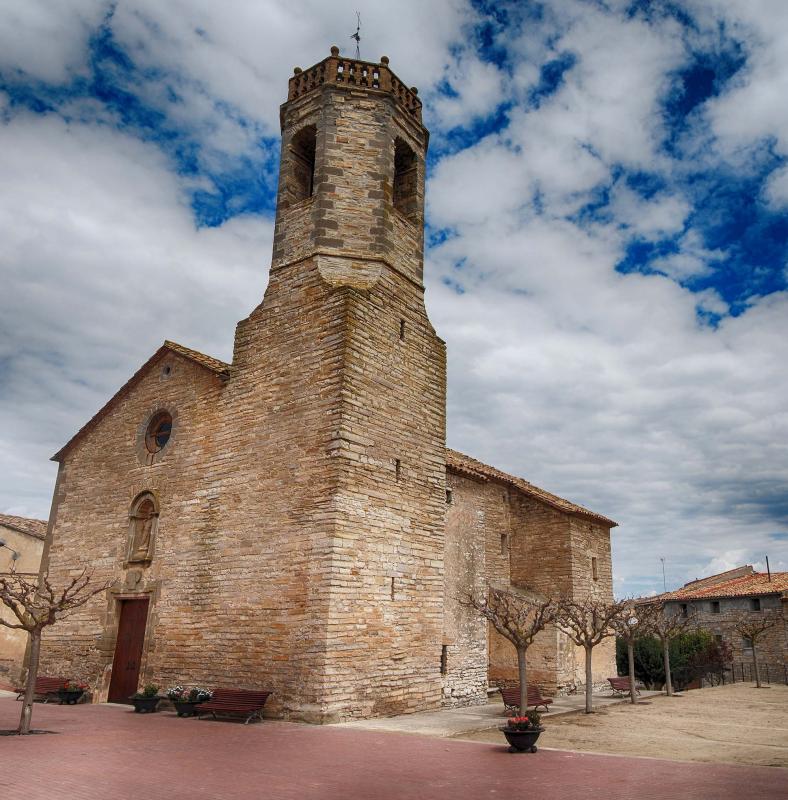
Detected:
[
  {"left": 445, "top": 469, "right": 616, "bottom": 696},
  {"left": 664, "top": 596, "right": 788, "bottom": 672}
]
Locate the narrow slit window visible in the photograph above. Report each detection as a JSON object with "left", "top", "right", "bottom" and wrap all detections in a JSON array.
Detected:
[
  {"left": 399, "top": 319, "right": 406, "bottom": 340},
  {"left": 446, "top": 488, "right": 453, "bottom": 505},
  {"left": 440, "top": 645, "right": 448, "bottom": 675},
  {"left": 500, "top": 533, "right": 508, "bottom": 556},
  {"left": 390, "top": 576, "right": 395, "bottom": 600},
  {"left": 395, "top": 459, "right": 401, "bottom": 481},
  {"left": 592, "top": 556, "right": 598, "bottom": 581}
]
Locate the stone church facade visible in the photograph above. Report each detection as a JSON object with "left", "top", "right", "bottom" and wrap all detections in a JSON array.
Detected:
[{"left": 37, "top": 48, "right": 616, "bottom": 722}]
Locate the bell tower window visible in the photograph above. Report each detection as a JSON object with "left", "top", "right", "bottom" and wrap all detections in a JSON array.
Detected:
[
  {"left": 290, "top": 125, "right": 316, "bottom": 203},
  {"left": 393, "top": 137, "right": 418, "bottom": 221}
]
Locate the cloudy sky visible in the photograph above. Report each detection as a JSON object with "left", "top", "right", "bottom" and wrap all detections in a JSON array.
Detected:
[{"left": 1, "top": 0, "right": 786, "bottom": 596}]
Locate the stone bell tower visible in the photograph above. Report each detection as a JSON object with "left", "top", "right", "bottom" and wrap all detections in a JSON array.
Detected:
[{"left": 229, "top": 47, "right": 447, "bottom": 721}]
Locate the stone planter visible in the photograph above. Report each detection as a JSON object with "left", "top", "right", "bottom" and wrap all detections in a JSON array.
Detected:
[
  {"left": 130, "top": 696, "right": 162, "bottom": 713},
  {"left": 172, "top": 700, "right": 203, "bottom": 717},
  {"left": 58, "top": 689, "right": 85, "bottom": 705},
  {"left": 500, "top": 725, "right": 544, "bottom": 753}
]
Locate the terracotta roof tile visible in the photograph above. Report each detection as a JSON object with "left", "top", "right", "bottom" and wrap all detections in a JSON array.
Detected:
[
  {"left": 658, "top": 571, "right": 788, "bottom": 600},
  {"left": 0, "top": 513, "right": 48, "bottom": 540},
  {"left": 162, "top": 341, "right": 230, "bottom": 376},
  {"left": 446, "top": 449, "right": 617, "bottom": 527}
]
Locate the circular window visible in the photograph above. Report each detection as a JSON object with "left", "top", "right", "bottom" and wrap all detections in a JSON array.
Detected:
[{"left": 145, "top": 411, "right": 172, "bottom": 453}]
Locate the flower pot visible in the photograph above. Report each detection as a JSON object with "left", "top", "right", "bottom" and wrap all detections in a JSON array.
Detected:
[
  {"left": 500, "top": 726, "right": 544, "bottom": 753},
  {"left": 58, "top": 689, "right": 85, "bottom": 705},
  {"left": 172, "top": 700, "right": 203, "bottom": 717},
  {"left": 130, "top": 696, "right": 162, "bottom": 713}
]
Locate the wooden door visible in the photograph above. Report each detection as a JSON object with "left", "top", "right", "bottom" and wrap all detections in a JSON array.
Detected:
[{"left": 108, "top": 598, "right": 149, "bottom": 703}]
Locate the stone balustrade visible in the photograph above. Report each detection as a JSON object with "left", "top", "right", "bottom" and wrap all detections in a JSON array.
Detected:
[{"left": 289, "top": 46, "right": 422, "bottom": 122}]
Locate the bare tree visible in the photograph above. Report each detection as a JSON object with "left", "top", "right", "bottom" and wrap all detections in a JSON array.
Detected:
[
  {"left": 609, "top": 602, "right": 659, "bottom": 704},
  {"left": 465, "top": 583, "right": 558, "bottom": 716},
  {"left": 0, "top": 569, "right": 111, "bottom": 734},
  {"left": 734, "top": 610, "right": 784, "bottom": 688},
  {"left": 557, "top": 596, "right": 630, "bottom": 713},
  {"left": 649, "top": 602, "right": 696, "bottom": 696}
]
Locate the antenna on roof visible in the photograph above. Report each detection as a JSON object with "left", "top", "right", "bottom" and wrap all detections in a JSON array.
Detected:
[
  {"left": 350, "top": 11, "right": 361, "bottom": 60},
  {"left": 660, "top": 557, "right": 666, "bottom": 593},
  {"left": 766, "top": 555, "right": 771, "bottom": 581}
]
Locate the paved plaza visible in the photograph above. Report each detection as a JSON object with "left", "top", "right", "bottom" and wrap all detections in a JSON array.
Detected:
[{"left": 1, "top": 695, "right": 786, "bottom": 800}]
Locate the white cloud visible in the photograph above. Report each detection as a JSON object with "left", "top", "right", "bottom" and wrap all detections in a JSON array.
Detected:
[
  {"left": 764, "top": 165, "right": 788, "bottom": 209},
  {"left": 609, "top": 183, "right": 690, "bottom": 240},
  {"left": 649, "top": 229, "right": 726, "bottom": 281},
  {"left": 0, "top": 111, "right": 271, "bottom": 516}
]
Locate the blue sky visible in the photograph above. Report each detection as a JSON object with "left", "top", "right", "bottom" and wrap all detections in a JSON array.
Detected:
[{"left": 1, "top": 0, "right": 787, "bottom": 596}]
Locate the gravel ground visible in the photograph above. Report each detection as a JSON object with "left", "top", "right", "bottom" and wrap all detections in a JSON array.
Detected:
[{"left": 456, "top": 682, "right": 788, "bottom": 767}]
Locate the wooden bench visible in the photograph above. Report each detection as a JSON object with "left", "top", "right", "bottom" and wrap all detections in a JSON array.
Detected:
[
  {"left": 15, "top": 676, "right": 68, "bottom": 703},
  {"left": 500, "top": 685, "right": 553, "bottom": 713},
  {"left": 197, "top": 689, "right": 272, "bottom": 724},
  {"left": 608, "top": 676, "right": 639, "bottom": 696}
]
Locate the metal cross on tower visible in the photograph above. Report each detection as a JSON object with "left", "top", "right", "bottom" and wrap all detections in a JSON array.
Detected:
[{"left": 350, "top": 12, "right": 361, "bottom": 60}]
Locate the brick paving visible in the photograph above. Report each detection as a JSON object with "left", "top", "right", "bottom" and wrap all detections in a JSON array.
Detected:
[{"left": 1, "top": 698, "right": 786, "bottom": 800}]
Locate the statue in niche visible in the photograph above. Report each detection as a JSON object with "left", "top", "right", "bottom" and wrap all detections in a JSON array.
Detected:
[{"left": 129, "top": 495, "right": 157, "bottom": 563}]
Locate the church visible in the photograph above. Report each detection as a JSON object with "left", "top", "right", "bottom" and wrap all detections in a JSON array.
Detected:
[{"left": 37, "top": 47, "right": 617, "bottom": 722}]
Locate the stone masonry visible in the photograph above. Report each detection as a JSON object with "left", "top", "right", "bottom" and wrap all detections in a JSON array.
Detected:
[{"left": 34, "top": 48, "right": 617, "bottom": 721}]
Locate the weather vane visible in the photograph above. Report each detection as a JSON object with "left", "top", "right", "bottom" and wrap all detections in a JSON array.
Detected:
[{"left": 351, "top": 11, "right": 361, "bottom": 60}]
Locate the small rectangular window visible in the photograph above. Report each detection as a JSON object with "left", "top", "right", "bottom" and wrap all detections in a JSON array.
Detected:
[
  {"left": 446, "top": 488, "right": 453, "bottom": 504},
  {"left": 399, "top": 319, "right": 406, "bottom": 340},
  {"left": 395, "top": 459, "right": 402, "bottom": 481},
  {"left": 714, "top": 634, "right": 723, "bottom": 643},
  {"left": 500, "top": 534, "right": 508, "bottom": 556},
  {"left": 592, "top": 557, "right": 599, "bottom": 581},
  {"left": 680, "top": 603, "right": 688, "bottom": 618},
  {"left": 750, "top": 597, "right": 761, "bottom": 611},
  {"left": 711, "top": 601, "right": 720, "bottom": 614},
  {"left": 742, "top": 636, "right": 753, "bottom": 650},
  {"left": 440, "top": 645, "right": 448, "bottom": 675}
]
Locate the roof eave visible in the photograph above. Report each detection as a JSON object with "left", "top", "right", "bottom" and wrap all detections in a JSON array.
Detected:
[{"left": 51, "top": 342, "right": 230, "bottom": 462}]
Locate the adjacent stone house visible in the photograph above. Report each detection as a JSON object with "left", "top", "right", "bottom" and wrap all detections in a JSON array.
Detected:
[
  {"left": 0, "top": 514, "right": 47, "bottom": 684},
  {"left": 35, "top": 48, "right": 617, "bottom": 721},
  {"left": 656, "top": 566, "right": 788, "bottom": 672}
]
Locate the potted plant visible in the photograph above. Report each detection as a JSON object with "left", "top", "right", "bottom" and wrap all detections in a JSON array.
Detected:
[
  {"left": 130, "top": 683, "right": 162, "bottom": 713},
  {"left": 58, "top": 680, "right": 89, "bottom": 705},
  {"left": 500, "top": 709, "right": 544, "bottom": 753},
  {"left": 166, "top": 685, "right": 212, "bottom": 717}
]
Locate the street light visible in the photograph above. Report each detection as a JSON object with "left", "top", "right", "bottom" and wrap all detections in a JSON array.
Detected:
[{"left": 0, "top": 538, "right": 21, "bottom": 573}]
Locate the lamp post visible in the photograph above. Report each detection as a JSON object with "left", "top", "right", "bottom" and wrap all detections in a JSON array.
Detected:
[{"left": 0, "top": 538, "right": 21, "bottom": 573}]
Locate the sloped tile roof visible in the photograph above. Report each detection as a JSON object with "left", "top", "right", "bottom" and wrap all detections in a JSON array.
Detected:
[
  {"left": 659, "top": 571, "right": 788, "bottom": 600},
  {"left": 0, "top": 513, "right": 48, "bottom": 540},
  {"left": 52, "top": 341, "right": 230, "bottom": 461},
  {"left": 162, "top": 341, "right": 231, "bottom": 376},
  {"left": 446, "top": 448, "right": 617, "bottom": 527}
]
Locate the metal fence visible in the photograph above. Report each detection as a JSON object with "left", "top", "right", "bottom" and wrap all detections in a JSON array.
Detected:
[{"left": 714, "top": 662, "right": 788, "bottom": 685}]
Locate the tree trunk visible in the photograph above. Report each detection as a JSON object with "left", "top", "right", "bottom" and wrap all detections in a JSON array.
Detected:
[
  {"left": 751, "top": 644, "right": 761, "bottom": 688},
  {"left": 18, "top": 629, "right": 41, "bottom": 735},
  {"left": 517, "top": 646, "right": 528, "bottom": 717},
  {"left": 627, "top": 640, "right": 637, "bottom": 704},
  {"left": 584, "top": 644, "right": 593, "bottom": 713},
  {"left": 662, "top": 638, "right": 673, "bottom": 696}
]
